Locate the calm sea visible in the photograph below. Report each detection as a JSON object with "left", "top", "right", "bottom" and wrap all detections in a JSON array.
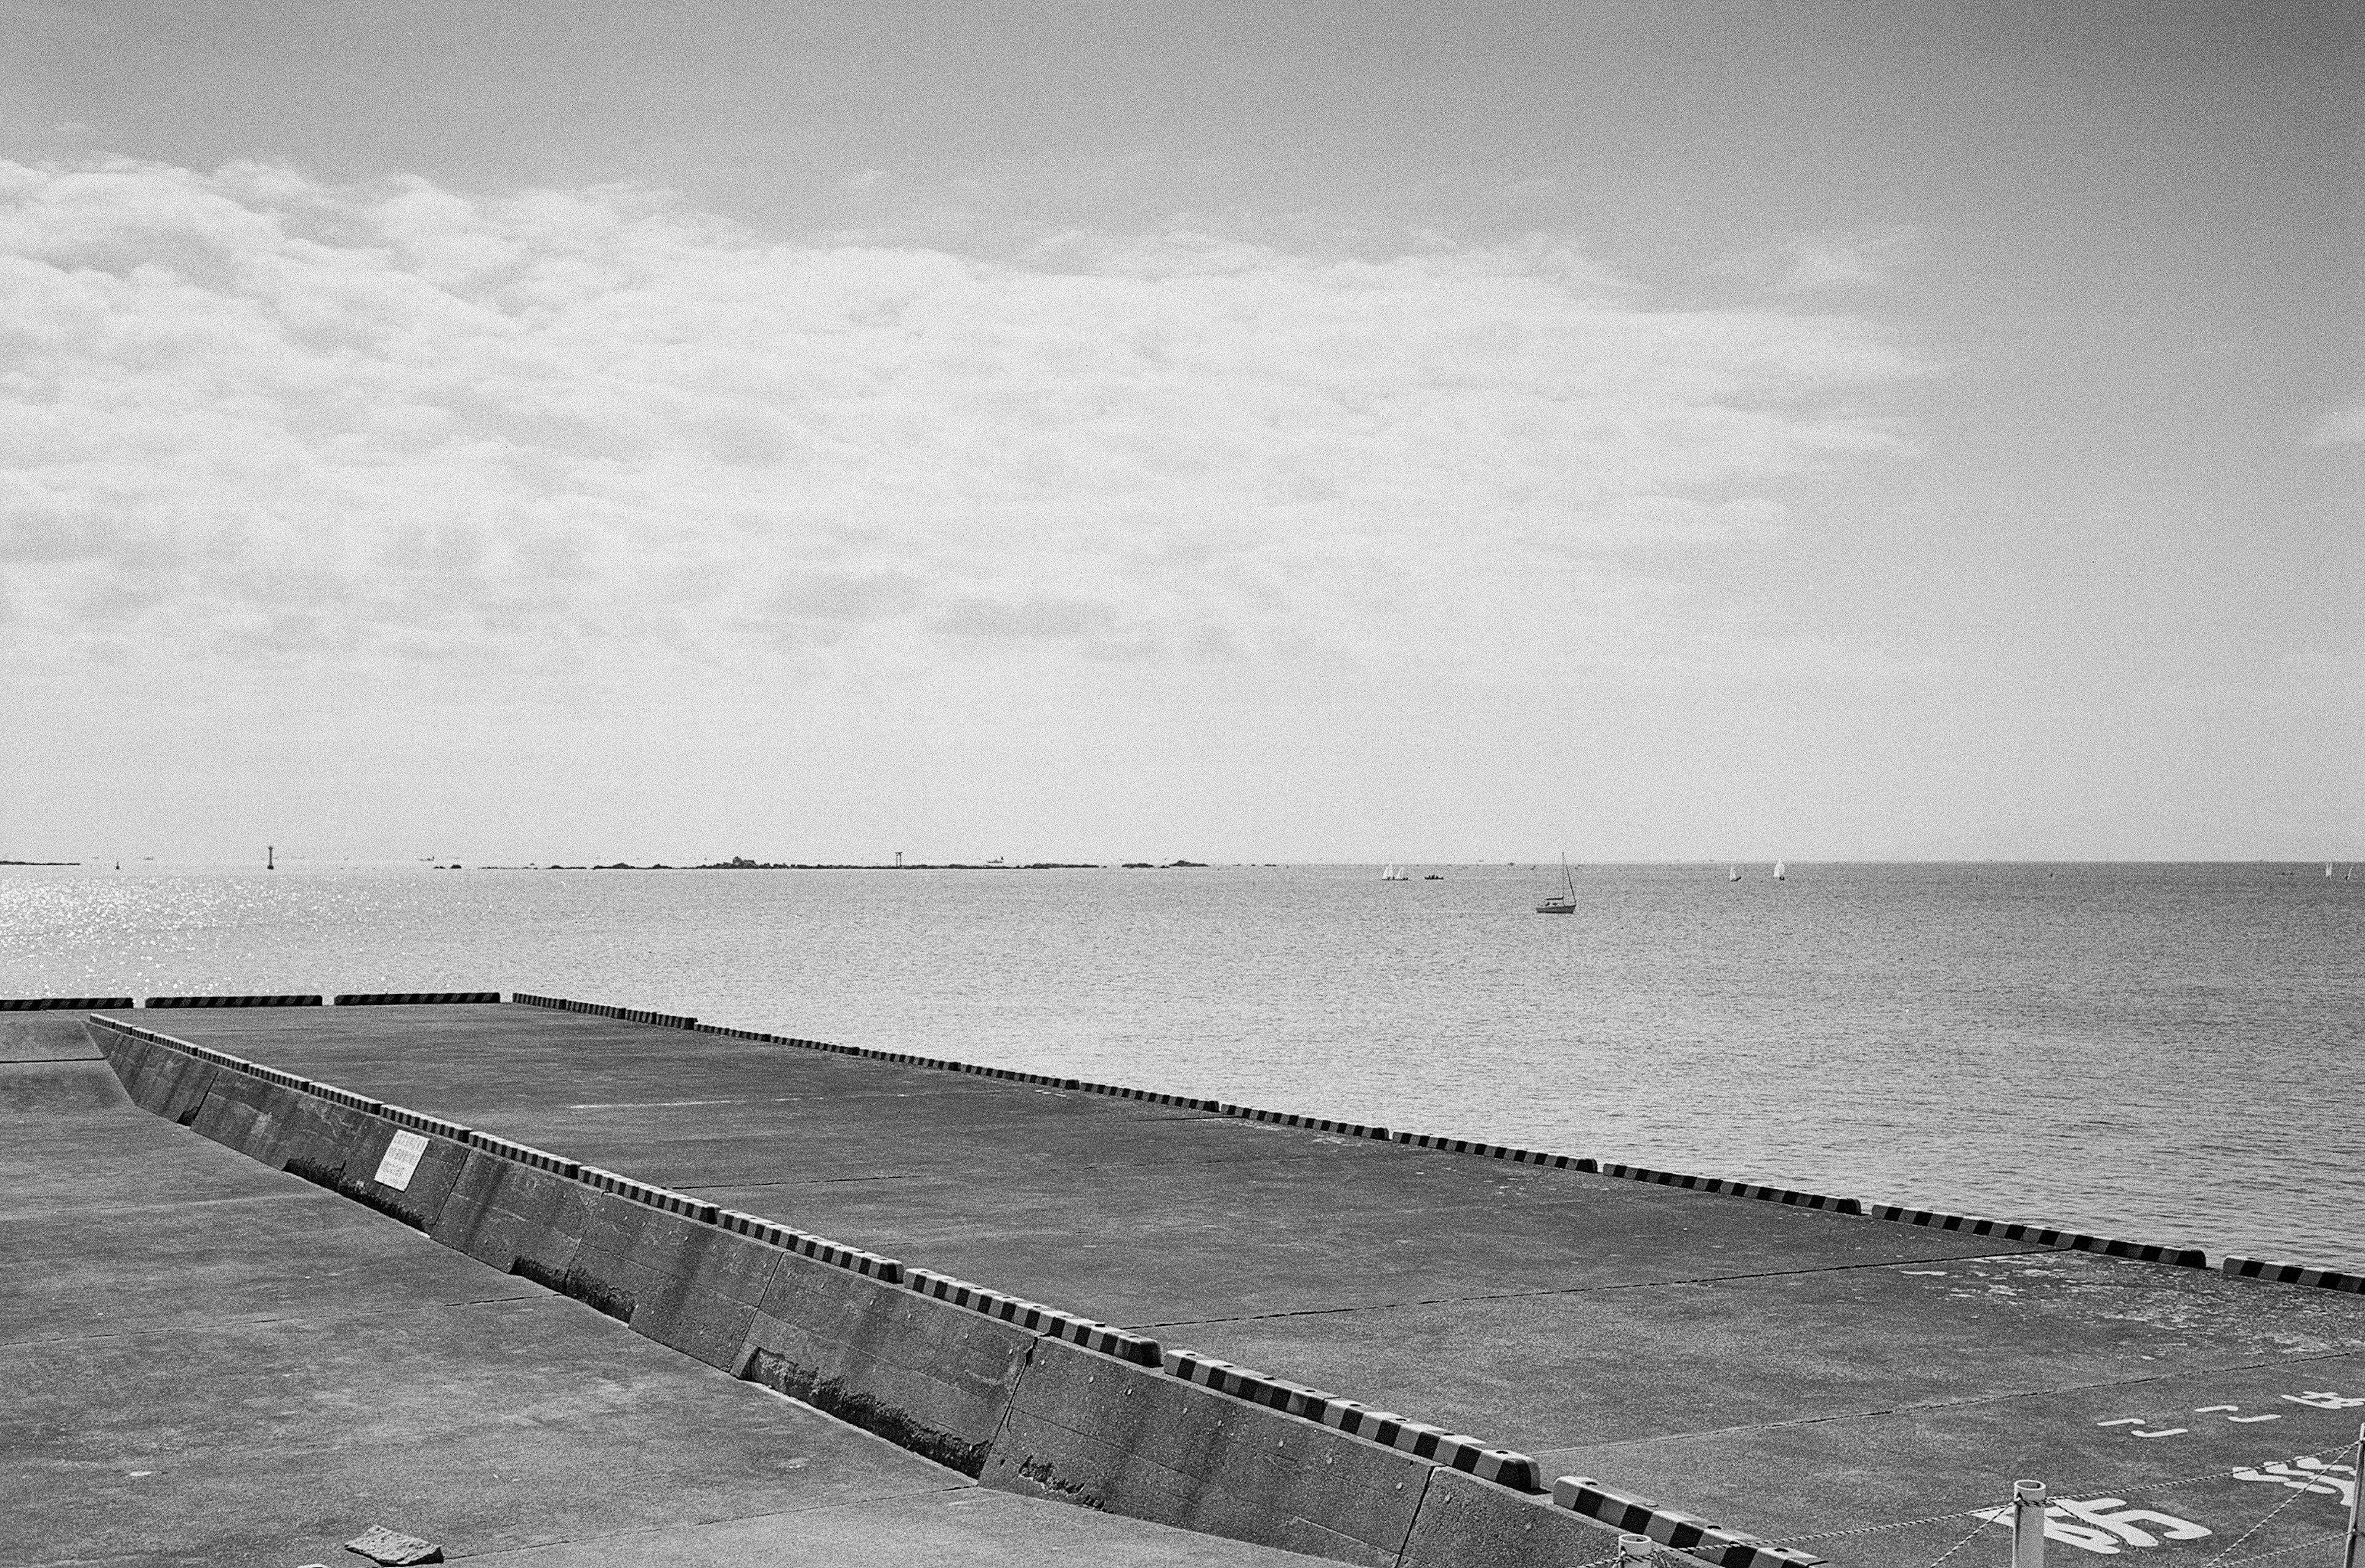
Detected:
[{"left": 5, "top": 862, "right": 2358, "bottom": 1272}]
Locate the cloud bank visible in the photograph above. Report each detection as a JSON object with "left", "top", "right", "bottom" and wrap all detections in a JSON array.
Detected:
[{"left": 0, "top": 158, "right": 1916, "bottom": 698}]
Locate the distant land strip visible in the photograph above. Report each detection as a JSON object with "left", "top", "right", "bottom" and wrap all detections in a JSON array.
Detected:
[{"left": 456, "top": 859, "right": 1213, "bottom": 871}]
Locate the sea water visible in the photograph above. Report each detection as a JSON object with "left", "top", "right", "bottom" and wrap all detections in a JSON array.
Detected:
[{"left": 4, "top": 861, "right": 2357, "bottom": 1271}]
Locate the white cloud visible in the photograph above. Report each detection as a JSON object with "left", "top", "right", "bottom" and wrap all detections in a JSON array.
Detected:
[
  {"left": 0, "top": 158, "right": 1919, "bottom": 699},
  {"left": 1777, "top": 226, "right": 1918, "bottom": 293},
  {"left": 2311, "top": 402, "right": 2365, "bottom": 446}
]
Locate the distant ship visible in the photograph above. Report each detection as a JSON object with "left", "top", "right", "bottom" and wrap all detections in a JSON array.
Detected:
[
  {"left": 1727, "top": 867, "right": 1740, "bottom": 882},
  {"left": 1772, "top": 860, "right": 1786, "bottom": 881},
  {"left": 1536, "top": 855, "right": 1577, "bottom": 915},
  {"left": 1380, "top": 865, "right": 1409, "bottom": 881}
]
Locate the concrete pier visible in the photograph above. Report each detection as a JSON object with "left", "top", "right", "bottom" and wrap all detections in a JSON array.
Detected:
[{"left": 12, "top": 1000, "right": 2365, "bottom": 1567}]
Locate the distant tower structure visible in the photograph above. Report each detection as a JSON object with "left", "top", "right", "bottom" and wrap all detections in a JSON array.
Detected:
[
  {"left": 894, "top": 851, "right": 904, "bottom": 868},
  {"left": 266, "top": 845, "right": 274, "bottom": 871}
]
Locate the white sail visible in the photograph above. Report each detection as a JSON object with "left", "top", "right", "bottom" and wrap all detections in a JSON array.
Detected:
[{"left": 1773, "top": 860, "right": 1786, "bottom": 881}]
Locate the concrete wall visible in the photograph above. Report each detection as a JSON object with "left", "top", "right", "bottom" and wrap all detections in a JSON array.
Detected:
[{"left": 82, "top": 1013, "right": 1663, "bottom": 1568}]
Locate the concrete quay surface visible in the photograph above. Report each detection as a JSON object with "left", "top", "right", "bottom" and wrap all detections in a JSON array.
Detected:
[
  {"left": 0, "top": 1011, "right": 1316, "bottom": 1568},
  {"left": 23, "top": 1000, "right": 2365, "bottom": 1568}
]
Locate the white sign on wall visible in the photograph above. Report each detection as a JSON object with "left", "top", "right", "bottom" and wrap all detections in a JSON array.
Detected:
[{"left": 373, "top": 1130, "right": 431, "bottom": 1191}]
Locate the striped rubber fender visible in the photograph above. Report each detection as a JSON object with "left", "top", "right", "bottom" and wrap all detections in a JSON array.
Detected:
[
  {"left": 1222, "top": 1104, "right": 1389, "bottom": 1138},
  {"left": 0, "top": 996, "right": 136, "bottom": 1011},
  {"left": 464, "top": 1128, "right": 576, "bottom": 1177},
  {"left": 1165, "top": 1349, "right": 1545, "bottom": 1493},
  {"left": 1863, "top": 1206, "right": 2207, "bottom": 1268},
  {"left": 2221, "top": 1256, "right": 2363, "bottom": 1295},
  {"left": 713, "top": 1209, "right": 905, "bottom": 1283},
  {"left": 575, "top": 1165, "right": 716, "bottom": 1221},
  {"left": 514, "top": 993, "right": 695, "bottom": 1028},
  {"left": 333, "top": 992, "right": 501, "bottom": 1006},
  {"left": 1553, "top": 1476, "right": 1827, "bottom": 1568},
  {"left": 312, "top": 1083, "right": 386, "bottom": 1116},
  {"left": 904, "top": 1267, "right": 1163, "bottom": 1366},
  {"left": 144, "top": 994, "right": 323, "bottom": 1008},
  {"left": 380, "top": 1104, "right": 475, "bottom": 1142}
]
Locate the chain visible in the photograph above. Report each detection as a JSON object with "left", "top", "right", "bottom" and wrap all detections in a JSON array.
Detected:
[
  {"left": 1556, "top": 1490, "right": 2022, "bottom": 1568},
  {"left": 1915, "top": 1501, "right": 2015, "bottom": 1568},
  {"left": 2077, "top": 1437, "right": 2365, "bottom": 1503},
  {"left": 1558, "top": 1438, "right": 2361, "bottom": 1568},
  {"left": 2202, "top": 1460, "right": 2351, "bottom": 1568},
  {"left": 1755, "top": 1501, "right": 2016, "bottom": 1548},
  {"left": 2207, "top": 1539, "right": 2348, "bottom": 1568}
]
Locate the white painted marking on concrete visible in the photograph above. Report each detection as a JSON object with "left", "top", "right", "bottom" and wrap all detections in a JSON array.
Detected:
[
  {"left": 2130, "top": 1427, "right": 2188, "bottom": 1438},
  {"left": 2226, "top": 1414, "right": 2282, "bottom": 1423},
  {"left": 2095, "top": 1418, "right": 2145, "bottom": 1427},
  {"left": 374, "top": 1131, "right": 430, "bottom": 1190},
  {"left": 565, "top": 1098, "right": 742, "bottom": 1110},
  {"left": 2193, "top": 1405, "right": 2239, "bottom": 1413},
  {"left": 2282, "top": 1390, "right": 2365, "bottom": 1410},
  {"left": 1975, "top": 1499, "right": 2211, "bottom": 1553}
]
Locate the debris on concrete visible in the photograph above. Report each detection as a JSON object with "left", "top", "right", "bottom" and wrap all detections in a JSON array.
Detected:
[{"left": 344, "top": 1524, "right": 443, "bottom": 1564}]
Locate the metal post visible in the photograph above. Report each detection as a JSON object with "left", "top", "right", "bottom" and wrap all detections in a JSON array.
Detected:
[
  {"left": 1619, "top": 1534, "right": 1656, "bottom": 1564},
  {"left": 2342, "top": 1425, "right": 2363, "bottom": 1568},
  {"left": 2013, "top": 1479, "right": 2048, "bottom": 1568}
]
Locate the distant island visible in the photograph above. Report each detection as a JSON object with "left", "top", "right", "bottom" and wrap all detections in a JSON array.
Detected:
[
  {"left": 467, "top": 857, "right": 1213, "bottom": 871},
  {"left": 0, "top": 859, "right": 78, "bottom": 866}
]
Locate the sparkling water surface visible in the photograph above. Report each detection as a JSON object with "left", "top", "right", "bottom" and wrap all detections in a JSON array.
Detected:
[{"left": 5, "top": 862, "right": 2358, "bottom": 1272}]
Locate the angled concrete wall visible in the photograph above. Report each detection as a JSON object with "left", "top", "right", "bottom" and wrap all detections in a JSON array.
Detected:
[{"left": 83, "top": 1013, "right": 1644, "bottom": 1568}]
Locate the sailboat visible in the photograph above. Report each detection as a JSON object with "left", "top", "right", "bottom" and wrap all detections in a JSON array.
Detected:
[
  {"left": 1727, "top": 867, "right": 1740, "bottom": 882},
  {"left": 1535, "top": 855, "right": 1577, "bottom": 915},
  {"left": 1380, "top": 864, "right": 1408, "bottom": 881},
  {"left": 1771, "top": 860, "right": 1786, "bottom": 881}
]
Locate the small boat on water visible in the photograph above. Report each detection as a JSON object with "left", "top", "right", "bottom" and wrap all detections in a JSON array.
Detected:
[
  {"left": 1727, "top": 867, "right": 1740, "bottom": 882},
  {"left": 1380, "top": 864, "right": 1409, "bottom": 881},
  {"left": 1772, "top": 860, "right": 1787, "bottom": 881},
  {"left": 1536, "top": 855, "right": 1577, "bottom": 915}
]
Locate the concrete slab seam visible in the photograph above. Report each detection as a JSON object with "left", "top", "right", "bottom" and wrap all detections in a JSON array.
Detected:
[
  {"left": 2221, "top": 1256, "right": 2364, "bottom": 1295},
  {"left": 904, "top": 1267, "right": 1163, "bottom": 1366},
  {"left": 1551, "top": 1476, "right": 1828, "bottom": 1568},
  {"left": 1163, "top": 1349, "right": 1545, "bottom": 1493}
]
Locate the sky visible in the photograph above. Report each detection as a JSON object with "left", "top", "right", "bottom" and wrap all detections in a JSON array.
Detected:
[{"left": 2, "top": 0, "right": 2358, "bottom": 865}]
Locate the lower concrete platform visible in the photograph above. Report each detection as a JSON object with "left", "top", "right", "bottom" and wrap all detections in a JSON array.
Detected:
[
  {"left": 0, "top": 1054, "right": 1320, "bottom": 1568},
  {"left": 76, "top": 1004, "right": 2365, "bottom": 1568}
]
